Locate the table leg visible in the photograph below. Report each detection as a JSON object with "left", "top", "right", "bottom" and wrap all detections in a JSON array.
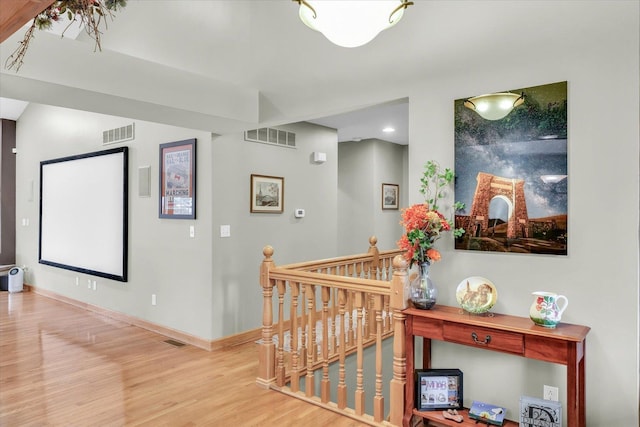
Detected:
[
  {"left": 567, "top": 339, "right": 586, "bottom": 427},
  {"left": 404, "top": 317, "right": 415, "bottom": 427}
]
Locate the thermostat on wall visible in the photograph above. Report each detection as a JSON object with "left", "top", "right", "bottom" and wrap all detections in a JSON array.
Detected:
[{"left": 295, "top": 208, "right": 305, "bottom": 218}]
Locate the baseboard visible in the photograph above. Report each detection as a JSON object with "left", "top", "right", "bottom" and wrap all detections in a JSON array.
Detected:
[{"left": 23, "top": 284, "right": 261, "bottom": 351}]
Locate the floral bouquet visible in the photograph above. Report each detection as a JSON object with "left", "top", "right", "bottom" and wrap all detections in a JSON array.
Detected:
[
  {"left": 397, "top": 203, "right": 451, "bottom": 266},
  {"left": 397, "top": 161, "right": 464, "bottom": 267},
  {"left": 397, "top": 161, "right": 464, "bottom": 309}
]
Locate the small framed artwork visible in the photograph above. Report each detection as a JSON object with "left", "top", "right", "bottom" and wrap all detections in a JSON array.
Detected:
[
  {"left": 415, "top": 369, "right": 463, "bottom": 411},
  {"left": 159, "top": 138, "right": 196, "bottom": 219},
  {"left": 250, "top": 174, "right": 284, "bottom": 213},
  {"left": 519, "top": 395, "right": 561, "bottom": 427},
  {"left": 382, "top": 183, "right": 399, "bottom": 210}
]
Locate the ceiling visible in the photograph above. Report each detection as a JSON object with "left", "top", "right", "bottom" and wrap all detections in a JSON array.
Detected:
[{"left": 0, "top": 1, "right": 628, "bottom": 145}]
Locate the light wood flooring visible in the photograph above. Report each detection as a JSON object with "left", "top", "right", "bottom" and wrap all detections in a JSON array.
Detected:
[{"left": 0, "top": 291, "right": 366, "bottom": 426}]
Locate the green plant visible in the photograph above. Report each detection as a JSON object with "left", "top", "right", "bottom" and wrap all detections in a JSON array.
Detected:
[
  {"left": 398, "top": 161, "right": 466, "bottom": 265},
  {"left": 419, "top": 161, "right": 454, "bottom": 211},
  {"left": 419, "top": 161, "right": 466, "bottom": 237}
]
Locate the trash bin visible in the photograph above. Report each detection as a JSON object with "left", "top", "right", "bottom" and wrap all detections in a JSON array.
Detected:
[{"left": 8, "top": 267, "right": 24, "bottom": 293}]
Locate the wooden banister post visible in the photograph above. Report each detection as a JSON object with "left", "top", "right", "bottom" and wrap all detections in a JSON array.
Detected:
[
  {"left": 389, "top": 255, "right": 408, "bottom": 426},
  {"left": 366, "top": 236, "right": 380, "bottom": 339},
  {"left": 367, "top": 235, "right": 380, "bottom": 279},
  {"left": 256, "top": 246, "right": 276, "bottom": 389}
]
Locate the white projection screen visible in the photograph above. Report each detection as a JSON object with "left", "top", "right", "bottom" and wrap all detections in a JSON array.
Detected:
[{"left": 39, "top": 147, "right": 128, "bottom": 282}]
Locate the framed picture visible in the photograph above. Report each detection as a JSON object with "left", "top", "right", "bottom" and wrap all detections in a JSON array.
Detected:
[
  {"left": 382, "top": 183, "right": 399, "bottom": 210},
  {"left": 159, "top": 138, "right": 196, "bottom": 219},
  {"left": 519, "top": 395, "right": 561, "bottom": 427},
  {"left": 250, "top": 174, "right": 284, "bottom": 213},
  {"left": 415, "top": 369, "right": 463, "bottom": 411},
  {"left": 454, "top": 81, "right": 567, "bottom": 256}
]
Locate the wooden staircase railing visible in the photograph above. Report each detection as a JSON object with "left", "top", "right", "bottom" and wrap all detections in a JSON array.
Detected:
[{"left": 257, "top": 237, "right": 409, "bottom": 426}]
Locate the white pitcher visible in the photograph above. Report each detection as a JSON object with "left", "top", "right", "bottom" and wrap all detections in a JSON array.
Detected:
[{"left": 529, "top": 291, "right": 568, "bottom": 328}]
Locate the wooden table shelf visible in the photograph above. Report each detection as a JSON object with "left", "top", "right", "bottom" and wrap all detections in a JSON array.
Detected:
[
  {"left": 413, "top": 408, "right": 518, "bottom": 426},
  {"left": 403, "top": 305, "right": 590, "bottom": 427}
]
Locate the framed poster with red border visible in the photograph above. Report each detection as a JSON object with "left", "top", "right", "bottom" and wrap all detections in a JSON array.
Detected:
[{"left": 159, "top": 138, "right": 196, "bottom": 219}]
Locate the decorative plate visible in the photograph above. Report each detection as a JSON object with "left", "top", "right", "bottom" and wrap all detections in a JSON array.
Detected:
[{"left": 455, "top": 276, "right": 498, "bottom": 314}]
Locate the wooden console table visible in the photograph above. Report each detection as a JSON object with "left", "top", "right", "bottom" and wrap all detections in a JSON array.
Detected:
[{"left": 403, "top": 305, "right": 590, "bottom": 427}]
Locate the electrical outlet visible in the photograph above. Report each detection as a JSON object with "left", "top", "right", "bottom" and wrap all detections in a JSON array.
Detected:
[
  {"left": 151, "top": 294, "right": 157, "bottom": 306},
  {"left": 88, "top": 279, "right": 92, "bottom": 289},
  {"left": 189, "top": 225, "right": 195, "bottom": 238},
  {"left": 75, "top": 277, "right": 79, "bottom": 286},
  {"left": 544, "top": 385, "right": 559, "bottom": 401},
  {"left": 92, "top": 280, "right": 97, "bottom": 291}
]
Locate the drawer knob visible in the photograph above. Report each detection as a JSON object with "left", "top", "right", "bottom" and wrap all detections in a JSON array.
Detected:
[{"left": 471, "top": 332, "right": 491, "bottom": 345}]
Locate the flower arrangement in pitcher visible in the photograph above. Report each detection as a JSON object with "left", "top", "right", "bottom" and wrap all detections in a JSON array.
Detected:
[{"left": 397, "top": 161, "right": 465, "bottom": 266}]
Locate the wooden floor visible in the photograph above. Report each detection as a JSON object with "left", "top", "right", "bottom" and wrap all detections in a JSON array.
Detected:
[{"left": 0, "top": 291, "right": 366, "bottom": 426}]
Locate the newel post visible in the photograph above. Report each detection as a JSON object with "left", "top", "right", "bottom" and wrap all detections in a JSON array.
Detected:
[
  {"left": 367, "top": 235, "right": 380, "bottom": 278},
  {"left": 256, "top": 245, "right": 276, "bottom": 389},
  {"left": 389, "top": 255, "right": 408, "bottom": 426}
]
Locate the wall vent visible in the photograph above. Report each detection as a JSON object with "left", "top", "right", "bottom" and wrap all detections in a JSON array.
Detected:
[
  {"left": 103, "top": 123, "right": 135, "bottom": 145},
  {"left": 244, "top": 128, "right": 295, "bottom": 148}
]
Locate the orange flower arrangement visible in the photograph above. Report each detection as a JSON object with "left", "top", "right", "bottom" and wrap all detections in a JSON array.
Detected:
[
  {"left": 397, "top": 160, "right": 464, "bottom": 266},
  {"left": 397, "top": 203, "right": 451, "bottom": 266}
]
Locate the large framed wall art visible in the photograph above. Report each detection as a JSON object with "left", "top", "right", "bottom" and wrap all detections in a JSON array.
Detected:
[
  {"left": 39, "top": 147, "right": 128, "bottom": 281},
  {"left": 159, "top": 138, "right": 196, "bottom": 219},
  {"left": 454, "top": 81, "right": 568, "bottom": 255}
]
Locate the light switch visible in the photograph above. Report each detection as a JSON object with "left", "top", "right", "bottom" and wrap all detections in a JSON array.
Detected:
[
  {"left": 220, "top": 225, "right": 231, "bottom": 237},
  {"left": 189, "top": 225, "right": 195, "bottom": 238}
]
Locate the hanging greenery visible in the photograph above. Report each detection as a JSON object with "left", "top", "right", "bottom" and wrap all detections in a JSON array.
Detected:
[{"left": 5, "top": 0, "right": 127, "bottom": 72}]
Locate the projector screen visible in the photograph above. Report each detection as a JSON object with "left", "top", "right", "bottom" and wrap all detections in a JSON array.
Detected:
[{"left": 39, "top": 147, "right": 128, "bottom": 282}]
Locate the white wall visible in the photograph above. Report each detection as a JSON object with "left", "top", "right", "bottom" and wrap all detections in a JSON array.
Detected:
[{"left": 403, "top": 16, "right": 639, "bottom": 425}]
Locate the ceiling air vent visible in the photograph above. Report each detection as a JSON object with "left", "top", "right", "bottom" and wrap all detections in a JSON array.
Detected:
[
  {"left": 103, "top": 123, "right": 135, "bottom": 145},
  {"left": 245, "top": 128, "right": 295, "bottom": 148}
]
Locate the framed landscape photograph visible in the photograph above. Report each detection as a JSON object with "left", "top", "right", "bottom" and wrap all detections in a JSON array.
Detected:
[
  {"left": 250, "top": 174, "right": 284, "bottom": 213},
  {"left": 454, "top": 81, "right": 567, "bottom": 256},
  {"left": 415, "top": 369, "right": 463, "bottom": 411},
  {"left": 159, "top": 138, "right": 196, "bottom": 219},
  {"left": 382, "top": 183, "right": 399, "bottom": 210}
]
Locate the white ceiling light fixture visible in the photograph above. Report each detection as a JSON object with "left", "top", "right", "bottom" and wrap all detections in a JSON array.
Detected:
[
  {"left": 540, "top": 175, "right": 567, "bottom": 184},
  {"left": 382, "top": 126, "right": 395, "bottom": 133},
  {"left": 294, "top": 0, "right": 413, "bottom": 48},
  {"left": 464, "top": 92, "right": 525, "bottom": 121}
]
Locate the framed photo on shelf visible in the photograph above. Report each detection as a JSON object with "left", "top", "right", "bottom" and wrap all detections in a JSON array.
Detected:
[
  {"left": 415, "top": 369, "right": 463, "bottom": 411},
  {"left": 469, "top": 400, "right": 507, "bottom": 425},
  {"left": 519, "top": 396, "right": 561, "bottom": 427},
  {"left": 382, "top": 183, "right": 399, "bottom": 210},
  {"left": 250, "top": 174, "right": 284, "bottom": 213},
  {"left": 159, "top": 138, "right": 196, "bottom": 219}
]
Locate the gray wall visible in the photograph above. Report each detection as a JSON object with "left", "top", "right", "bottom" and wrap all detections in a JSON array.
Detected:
[
  {"left": 14, "top": 109, "right": 339, "bottom": 340},
  {"left": 11, "top": 4, "right": 640, "bottom": 424},
  {"left": 210, "top": 121, "right": 339, "bottom": 337},
  {"left": 338, "top": 139, "right": 406, "bottom": 255},
  {"left": 402, "top": 31, "right": 638, "bottom": 427},
  {"left": 15, "top": 105, "right": 215, "bottom": 338}
]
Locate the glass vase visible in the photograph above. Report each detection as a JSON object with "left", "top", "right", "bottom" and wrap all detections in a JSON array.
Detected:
[{"left": 410, "top": 261, "right": 438, "bottom": 310}]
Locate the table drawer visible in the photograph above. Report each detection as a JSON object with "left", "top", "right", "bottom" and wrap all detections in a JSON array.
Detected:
[{"left": 443, "top": 322, "right": 524, "bottom": 355}]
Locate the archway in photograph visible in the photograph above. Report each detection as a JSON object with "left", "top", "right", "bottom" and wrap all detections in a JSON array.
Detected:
[{"left": 466, "top": 172, "right": 529, "bottom": 239}]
